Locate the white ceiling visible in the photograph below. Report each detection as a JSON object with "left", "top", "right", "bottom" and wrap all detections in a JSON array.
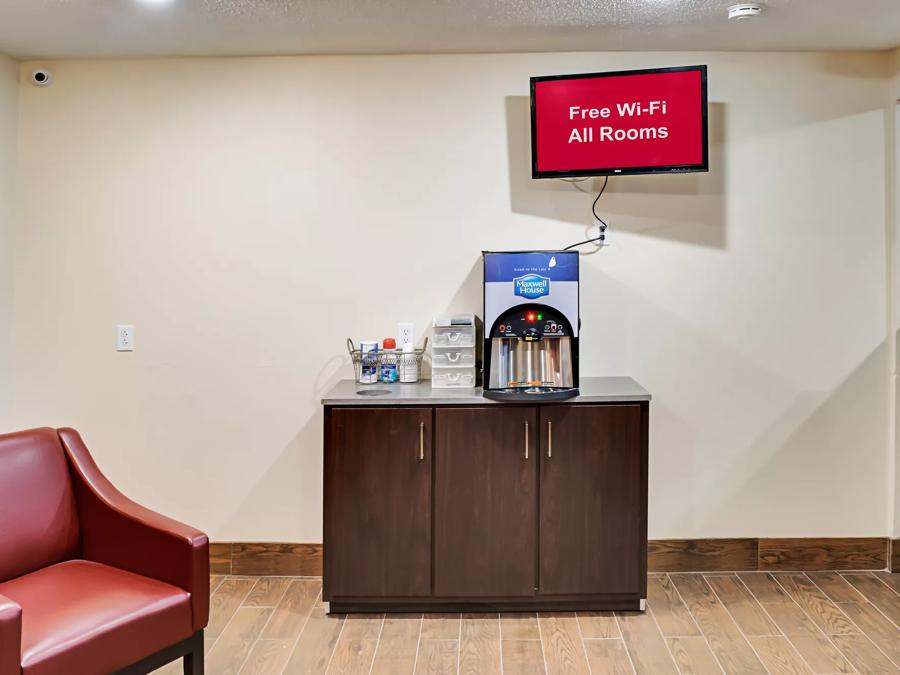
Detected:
[{"left": 0, "top": 0, "right": 898, "bottom": 60}]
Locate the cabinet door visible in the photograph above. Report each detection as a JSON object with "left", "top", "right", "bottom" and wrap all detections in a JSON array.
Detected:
[
  {"left": 539, "top": 404, "right": 646, "bottom": 596},
  {"left": 324, "top": 407, "right": 432, "bottom": 598},
  {"left": 434, "top": 407, "right": 538, "bottom": 597}
]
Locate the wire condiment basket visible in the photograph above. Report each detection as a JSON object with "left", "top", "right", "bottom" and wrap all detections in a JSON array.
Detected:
[{"left": 347, "top": 338, "right": 428, "bottom": 384}]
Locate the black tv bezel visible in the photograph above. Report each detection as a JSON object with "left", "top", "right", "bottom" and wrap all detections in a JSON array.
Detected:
[{"left": 530, "top": 64, "right": 709, "bottom": 179}]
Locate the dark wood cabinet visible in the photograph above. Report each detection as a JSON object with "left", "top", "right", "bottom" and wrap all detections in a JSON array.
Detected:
[
  {"left": 539, "top": 405, "right": 646, "bottom": 597},
  {"left": 323, "top": 407, "right": 432, "bottom": 599},
  {"left": 434, "top": 407, "right": 537, "bottom": 597},
  {"left": 323, "top": 400, "right": 647, "bottom": 612}
]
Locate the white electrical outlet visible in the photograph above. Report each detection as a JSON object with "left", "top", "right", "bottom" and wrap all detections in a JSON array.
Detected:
[
  {"left": 595, "top": 219, "right": 609, "bottom": 247},
  {"left": 397, "top": 322, "right": 415, "bottom": 349},
  {"left": 116, "top": 324, "right": 134, "bottom": 351}
]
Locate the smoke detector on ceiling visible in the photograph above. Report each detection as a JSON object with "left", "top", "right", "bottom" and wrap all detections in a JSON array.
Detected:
[{"left": 728, "top": 3, "right": 764, "bottom": 20}]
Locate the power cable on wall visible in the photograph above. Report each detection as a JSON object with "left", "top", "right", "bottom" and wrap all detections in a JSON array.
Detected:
[{"left": 563, "top": 175, "right": 609, "bottom": 250}]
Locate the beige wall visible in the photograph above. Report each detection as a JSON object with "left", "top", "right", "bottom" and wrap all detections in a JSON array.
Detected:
[
  {"left": 8, "top": 51, "right": 894, "bottom": 542},
  {"left": 891, "top": 47, "right": 900, "bottom": 539},
  {"left": 0, "top": 55, "right": 17, "bottom": 425}
]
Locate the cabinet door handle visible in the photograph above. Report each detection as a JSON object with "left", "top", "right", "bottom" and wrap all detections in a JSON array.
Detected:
[
  {"left": 547, "top": 420, "right": 552, "bottom": 458},
  {"left": 419, "top": 422, "right": 425, "bottom": 460},
  {"left": 524, "top": 422, "right": 529, "bottom": 460}
]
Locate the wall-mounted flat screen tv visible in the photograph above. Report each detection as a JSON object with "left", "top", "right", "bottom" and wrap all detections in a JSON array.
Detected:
[{"left": 530, "top": 65, "right": 708, "bottom": 179}]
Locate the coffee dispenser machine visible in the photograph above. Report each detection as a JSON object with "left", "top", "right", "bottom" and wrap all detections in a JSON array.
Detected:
[{"left": 482, "top": 250, "right": 579, "bottom": 401}]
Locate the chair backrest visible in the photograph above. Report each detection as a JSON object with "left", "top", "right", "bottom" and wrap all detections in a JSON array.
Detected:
[{"left": 0, "top": 428, "right": 80, "bottom": 582}]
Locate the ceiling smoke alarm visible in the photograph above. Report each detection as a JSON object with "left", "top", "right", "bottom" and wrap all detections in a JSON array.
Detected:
[{"left": 728, "top": 3, "right": 764, "bottom": 20}]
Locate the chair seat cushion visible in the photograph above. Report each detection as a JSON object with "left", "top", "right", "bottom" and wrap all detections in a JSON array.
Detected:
[{"left": 0, "top": 559, "right": 193, "bottom": 675}]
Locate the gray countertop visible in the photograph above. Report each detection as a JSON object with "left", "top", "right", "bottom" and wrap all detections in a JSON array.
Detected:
[{"left": 321, "top": 376, "right": 650, "bottom": 406}]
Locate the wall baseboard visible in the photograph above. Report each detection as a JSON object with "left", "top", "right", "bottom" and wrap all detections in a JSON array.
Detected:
[
  {"left": 210, "top": 543, "right": 322, "bottom": 576},
  {"left": 757, "top": 538, "right": 889, "bottom": 572},
  {"left": 647, "top": 538, "right": 758, "bottom": 572},
  {"left": 648, "top": 537, "right": 889, "bottom": 573},
  {"left": 211, "top": 538, "right": 893, "bottom": 577}
]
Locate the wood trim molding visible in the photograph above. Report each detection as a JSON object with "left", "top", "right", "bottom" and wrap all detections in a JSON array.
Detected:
[
  {"left": 649, "top": 537, "right": 889, "bottom": 573},
  {"left": 209, "top": 543, "right": 322, "bottom": 576},
  {"left": 647, "top": 538, "right": 758, "bottom": 572},
  {"left": 211, "top": 537, "right": 891, "bottom": 577},
  {"left": 209, "top": 543, "right": 232, "bottom": 574},
  {"left": 757, "top": 538, "right": 887, "bottom": 571}
]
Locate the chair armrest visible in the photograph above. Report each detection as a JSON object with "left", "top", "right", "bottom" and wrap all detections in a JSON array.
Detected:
[
  {"left": 0, "top": 593, "right": 21, "bottom": 675},
  {"left": 57, "top": 428, "right": 209, "bottom": 632}
]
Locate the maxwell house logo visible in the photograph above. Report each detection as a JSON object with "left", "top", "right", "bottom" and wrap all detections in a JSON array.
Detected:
[{"left": 514, "top": 274, "right": 550, "bottom": 299}]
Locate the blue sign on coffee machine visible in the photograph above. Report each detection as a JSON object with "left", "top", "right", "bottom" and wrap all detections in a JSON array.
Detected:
[{"left": 482, "top": 251, "right": 580, "bottom": 401}]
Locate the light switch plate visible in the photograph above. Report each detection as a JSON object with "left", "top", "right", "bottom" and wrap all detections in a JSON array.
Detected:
[{"left": 116, "top": 324, "right": 134, "bottom": 351}]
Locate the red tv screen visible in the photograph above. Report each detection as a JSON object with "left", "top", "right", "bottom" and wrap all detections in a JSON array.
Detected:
[{"left": 530, "top": 65, "right": 708, "bottom": 178}]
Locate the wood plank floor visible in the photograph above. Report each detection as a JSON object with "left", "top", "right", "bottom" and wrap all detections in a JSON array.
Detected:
[{"left": 153, "top": 571, "right": 900, "bottom": 675}]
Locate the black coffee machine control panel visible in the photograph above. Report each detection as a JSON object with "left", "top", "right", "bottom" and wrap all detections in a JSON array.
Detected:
[{"left": 489, "top": 305, "right": 572, "bottom": 341}]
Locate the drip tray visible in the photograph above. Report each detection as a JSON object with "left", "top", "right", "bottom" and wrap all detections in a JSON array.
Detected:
[{"left": 483, "top": 387, "right": 579, "bottom": 402}]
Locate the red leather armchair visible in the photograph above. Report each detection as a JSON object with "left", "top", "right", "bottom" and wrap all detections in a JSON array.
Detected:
[{"left": 0, "top": 428, "right": 209, "bottom": 675}]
